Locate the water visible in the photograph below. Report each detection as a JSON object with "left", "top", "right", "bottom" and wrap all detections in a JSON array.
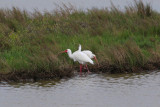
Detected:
[
  {"left": 0, "top": 0, "right": 160, "bottom": 12},
  {"left": 0, "top": 71, "right": 160, "bottom": 107}
]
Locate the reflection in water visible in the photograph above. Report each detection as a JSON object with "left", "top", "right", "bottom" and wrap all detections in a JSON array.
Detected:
[{"left": 0, "top": 71, "right": 160, "bottom": 107}]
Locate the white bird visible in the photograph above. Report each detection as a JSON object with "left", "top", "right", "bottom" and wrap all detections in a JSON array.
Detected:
[
  {"left": 60, "top": 49, "right": 94, "bottom": 73},
  {"left": 78, "top": 44, "right": 99, "bottom": 67}
]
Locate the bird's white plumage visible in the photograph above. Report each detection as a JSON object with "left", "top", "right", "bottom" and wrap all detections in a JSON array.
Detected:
[
  {"left": 66, "top": 49, "right": 94, "bottom": 65},
  {"left": 82, "top": 51, "right": 95, "bottom": 59},
  {"left": 72, "top": 51, "right": 94, "bottom": 64},
  {"left": 78, "top": 44, "right": 95, "bottom": 59},
  {"left": 78, "top": 44, "right": 81, "bottom": 51}
]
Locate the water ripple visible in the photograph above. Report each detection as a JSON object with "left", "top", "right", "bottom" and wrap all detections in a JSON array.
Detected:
[{"left": 1, "top": 71, "right": 160, "bottom": 107}]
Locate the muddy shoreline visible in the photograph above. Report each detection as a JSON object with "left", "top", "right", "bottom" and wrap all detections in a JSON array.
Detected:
[{"left": 1, "top": 61, "right": 160, "bottom": 82}]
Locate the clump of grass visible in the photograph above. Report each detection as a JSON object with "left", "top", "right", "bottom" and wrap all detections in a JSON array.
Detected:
[
  {"left": 135, "top": 0, "right": 152, "bottom": 17},
  {"left": 125, "top": 0, "right": 153, "bottom": 17},
  {"left": 0, "top": 0, "right": 160, "bottom": 80}
]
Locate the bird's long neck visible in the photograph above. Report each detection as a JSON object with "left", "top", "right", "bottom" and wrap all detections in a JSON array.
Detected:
[{"left": 67, "top": 50, "right": 73, "bottom": 59}]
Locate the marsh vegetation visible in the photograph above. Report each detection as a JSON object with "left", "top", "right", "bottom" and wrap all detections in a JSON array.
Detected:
[{"left": 0, "top": 0, "right": 160, "bottom": 81}]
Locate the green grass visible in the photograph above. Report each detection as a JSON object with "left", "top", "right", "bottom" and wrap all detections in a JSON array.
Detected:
[{"left": 0, "top": 0, "right": 160, "bottom": 79}]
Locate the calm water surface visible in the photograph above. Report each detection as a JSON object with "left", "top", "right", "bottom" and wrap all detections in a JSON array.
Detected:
[
  {"left": 0, "top": 0, "right": 160, "bottom": 12},
  {"left": 0, "top": 71, "right": 160, "bottom": 107}
]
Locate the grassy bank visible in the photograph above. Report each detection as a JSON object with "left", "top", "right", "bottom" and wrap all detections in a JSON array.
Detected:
[{"left": 0, "top": 1, "right": 160, "bottom": 81}]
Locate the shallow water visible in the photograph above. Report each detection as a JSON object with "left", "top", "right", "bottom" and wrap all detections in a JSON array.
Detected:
[
  {"left": 0, "top": 71, "right": 160, "bottom": 107},
  {"left": 0, "top": 0, "right": 160, "bottom": 12}
]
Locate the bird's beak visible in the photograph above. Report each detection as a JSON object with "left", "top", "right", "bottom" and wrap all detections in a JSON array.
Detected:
[
  {"left": 58, "top": 51, "right": 66, "bottom": 55},
  {"left": 94, "top": 56, "right": 100, "bottom": 67}
]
